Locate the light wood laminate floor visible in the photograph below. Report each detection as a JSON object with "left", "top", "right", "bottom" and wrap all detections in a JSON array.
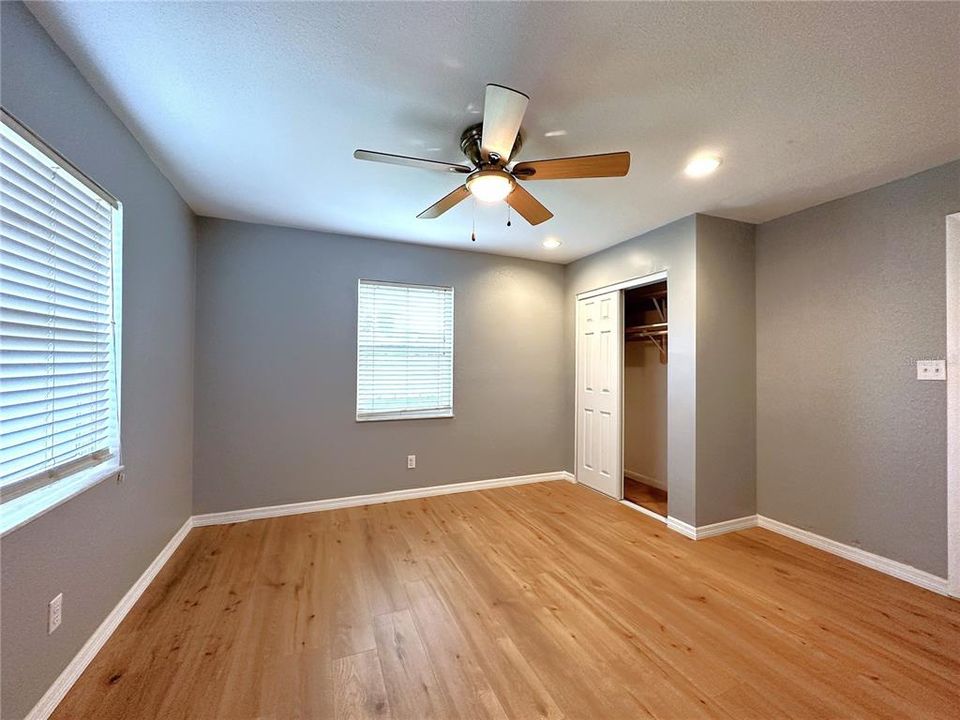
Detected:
[
  {"left": 623, "top": 477, "right": 668, "bottom": 517},
  {"left": 52, "top": 481, "right": 960, "bottom": 719}
]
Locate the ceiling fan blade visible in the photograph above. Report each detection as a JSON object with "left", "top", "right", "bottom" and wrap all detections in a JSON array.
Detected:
[
  {"left": 513, "top": 152, "right": 630, "bottom": 180},
  {"left": 504, "top": 184, "right": 553, "bottom": 226},
  {"left": 480, "top": 84, "right": 529, "bottom": 164},
  {"left": 417, "top": 185, "right": 471, "bottom": 219},
  {"left": 354, "top": 149, "right": 471, "bottom": 174}
]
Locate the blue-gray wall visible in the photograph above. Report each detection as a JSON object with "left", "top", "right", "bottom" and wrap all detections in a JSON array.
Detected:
[
  {"left": 0, "top": 4, "right": 196, "bottom": 718},
  {"left": 756, "top": 161, "right": 960, "bottom": 576},
  {"left": 192, "top": 218, "right": 567, "bottom": 514},
  {"left": 695, "top": 215, "right": 757, "bottom": 525}
]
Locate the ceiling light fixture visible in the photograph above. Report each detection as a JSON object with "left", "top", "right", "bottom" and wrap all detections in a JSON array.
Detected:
[
  {"left": 354, "top": 83, "right": 631, "bottom": 226},
  {"left": 465, "top": 169, "right": 515, "bottom": 203},
  {"left": 684, "top": 155, "right": 722, "bottom": 178},
  {"left": 542, "top": 237, "right": 562, "bottom": 249}
]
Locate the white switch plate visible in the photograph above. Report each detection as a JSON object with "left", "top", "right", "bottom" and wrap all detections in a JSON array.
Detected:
[
  {"left": 916, "top": 360, "right": 946, "bottom": 380},
  {"left": 49, "top": 593, "right": 63, "bottom": 634},
  {"left": 407, "top": 454, "right": 416, "bottom": 469}
]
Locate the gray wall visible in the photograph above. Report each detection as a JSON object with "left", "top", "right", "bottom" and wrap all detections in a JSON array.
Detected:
[
  {"left": 192, "top": 218, "right": 567, "bottom": 514},
  {"left": 0, "top": 4, "right": 196, "bottom": 718},
  {"left": 695, "top": 216, "right": 757, "bottom": 525},
  {"left": 756, "top": 161, "right": 960, "bottom": 577},
  {"left": 564, "top": 216, "right": 699, "bottom": 524}
]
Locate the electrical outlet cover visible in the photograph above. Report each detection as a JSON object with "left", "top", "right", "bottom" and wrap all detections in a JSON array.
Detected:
[{"left": 916, "top": 359, "right": 946, "bottom": 380}]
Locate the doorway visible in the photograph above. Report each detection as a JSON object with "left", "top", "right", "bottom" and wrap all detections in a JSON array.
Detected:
[
  {"left": 575, "top": 272, "right": 669, "bottom": 517},
  {"left": 622, "top": 281, "right": 668, "bottom": 517}
]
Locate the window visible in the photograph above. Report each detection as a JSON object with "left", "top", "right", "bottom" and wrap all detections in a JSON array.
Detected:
[
  {"left": 0, "top": 110, "right": 121, "bottom": 508},
  {"left": 357, "top": 280, "right": 453, "bottom": 421}
]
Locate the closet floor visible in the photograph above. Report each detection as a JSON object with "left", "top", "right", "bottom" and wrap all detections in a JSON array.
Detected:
[{"left": 624, "top": 476, "right": 668, "bottom": 516}]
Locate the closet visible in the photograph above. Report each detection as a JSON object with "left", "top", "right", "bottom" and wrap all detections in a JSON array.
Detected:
[{"left": 622, "top": 281, "right": 668, "bottom": 516}]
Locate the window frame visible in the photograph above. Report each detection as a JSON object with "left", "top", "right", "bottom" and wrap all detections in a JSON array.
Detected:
[
  {"left": 355, "top": 278, "right": 455, "bottom": 423},
  {"left": 0, "top": 109, "right": 123, "bottom": 534}
]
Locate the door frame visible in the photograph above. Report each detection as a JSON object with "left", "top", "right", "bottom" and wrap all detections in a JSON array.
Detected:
[
  {"left": 574, "top": 270, "right": 668, "bottom": 508},
  {"left": 947, "top": 213, "right": 959, "bottom": 597}
]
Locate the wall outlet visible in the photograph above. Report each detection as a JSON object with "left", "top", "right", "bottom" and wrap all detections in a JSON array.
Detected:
[
  {"left": 916, "top": 359, "right": 946, "bottom": 381},
  {"left": 407, "top": 454, "right": 416, "bottom": 469},
  {"left": 48, "top": 593, "right": 63, "bottom": 634}
]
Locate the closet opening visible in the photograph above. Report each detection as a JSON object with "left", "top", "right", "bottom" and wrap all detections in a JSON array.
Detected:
[{"left": 622, "top": 280, "right": 668, "bottom": 518}]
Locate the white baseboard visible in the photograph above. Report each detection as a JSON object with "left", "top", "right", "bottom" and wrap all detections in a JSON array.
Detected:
[
  {"left": 623, "top": 469, "right": 667, "bottom": 491},
  {"left": 662, "top": 514, "right": 947, "bottom": 595},
  {"left": 696, "top": 514, "right": 758, "bottom": 539},
  {"left": 192, "top": 470, "right": 573, "bottom": 527},
  {"left": 25, "top": 517, "right": 193, "bottom": 720},
  {"left": 757, "top": 515, "right": 948, "bottom": 596},
  {"left": 664, "top": 514, "right": 757, "bottom": 540},
  {"left": 621, "top": 499, "right": 667, "bottom": 524},
  {"left": 666, "top": 515, "right": 698, "bottom": 539}
]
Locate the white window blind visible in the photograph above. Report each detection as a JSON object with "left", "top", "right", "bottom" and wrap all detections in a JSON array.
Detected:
[
  {"left": 0, "top": 112, "right": 121, "bottom": 502},
  {"left": 357, "top": 280, "right": 453, "bottom": 421}
]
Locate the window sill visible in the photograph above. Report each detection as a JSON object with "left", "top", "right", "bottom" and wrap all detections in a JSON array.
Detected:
[
  {"left": 0, "top": 461, "right": 124, "bottom": 537},
  {"left": 357, "top": 411, "right": 454, "bottom": 423}
]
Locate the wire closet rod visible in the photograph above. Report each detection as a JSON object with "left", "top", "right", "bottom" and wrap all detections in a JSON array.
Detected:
[{"left": 625, "top": 322, "right": 667, "bottom": 334}]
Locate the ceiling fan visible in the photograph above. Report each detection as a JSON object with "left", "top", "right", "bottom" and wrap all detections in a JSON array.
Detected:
[{"left": 354, "top": 84, "right": 630, "bottom": 226}]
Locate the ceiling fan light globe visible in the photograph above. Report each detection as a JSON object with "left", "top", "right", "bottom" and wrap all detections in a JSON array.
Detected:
[{"left": 466, "top": 170, "right": 515, "bottom": 203}]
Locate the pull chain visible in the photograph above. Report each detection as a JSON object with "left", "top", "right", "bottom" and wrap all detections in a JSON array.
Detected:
[
  {"left": 471, "top": 196, "right": 477, "bottom": 242},
  {"left": 507, "top": 205, "right": 512, "bottom": 228}
]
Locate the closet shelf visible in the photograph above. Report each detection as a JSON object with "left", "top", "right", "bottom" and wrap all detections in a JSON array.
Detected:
[{"left": 624, "top": 281, "right": 668, "bottom": 362}]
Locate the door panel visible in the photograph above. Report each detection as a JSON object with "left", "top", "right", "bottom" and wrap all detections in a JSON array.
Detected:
[
  {"left": 600, "top": 410, "right": 612, "bottom": 477},
  {"left": 582, "top": 408, "right": 594, "bottom": 470},
  {"left": 576, "top": 291, "right": 622, "bottom": 498}
]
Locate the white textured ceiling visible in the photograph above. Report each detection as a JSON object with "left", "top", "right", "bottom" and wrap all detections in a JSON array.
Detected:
[{"left": 27, "top": 1, "right": 960, "bottom": 263}]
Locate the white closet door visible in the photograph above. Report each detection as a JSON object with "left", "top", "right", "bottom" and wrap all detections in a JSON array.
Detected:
[{"left": 576, "top": 290, "right": 622, "bottom": 498}]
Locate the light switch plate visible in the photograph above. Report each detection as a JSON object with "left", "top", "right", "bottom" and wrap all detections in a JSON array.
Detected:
[
  {"left": 49, "top": 593, "right": 63, "bottom": 634},
  {"left": 916, "top": 360, "right": 946, "bottom": 380}
]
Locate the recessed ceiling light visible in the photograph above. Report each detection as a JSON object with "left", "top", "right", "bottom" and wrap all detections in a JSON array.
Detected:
[
  {"left": 684, "top": 155, "right": 722, "bottom": 178},
  {"left": 544, "top": 130, "right": 567, "bottom": 137},
  {"left": 542, "top": 237, "right": 562, "bottom": 249}
]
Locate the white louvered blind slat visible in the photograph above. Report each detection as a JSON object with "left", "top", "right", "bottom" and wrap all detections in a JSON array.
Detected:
[
  {"left": 356, "top": 280, "right": 453, "bottom": 421},
  {"left": 0, "top": 118, "right": 120, "bottom": 502}
]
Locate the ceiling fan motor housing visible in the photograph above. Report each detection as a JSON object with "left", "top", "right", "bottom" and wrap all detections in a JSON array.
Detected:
[{"left": 460, "top": 122, "right": 523, "bottom": 168}]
